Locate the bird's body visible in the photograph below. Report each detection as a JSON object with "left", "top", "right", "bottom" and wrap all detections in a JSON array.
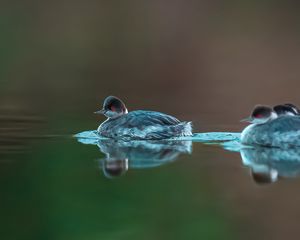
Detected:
[
  {"left": 98, "top": 110, "right": 192, "bottom": 140},
  {"left": 241, "top": 115, "right": 300, "bottom": 147},
  {"left": 95, "top": 96, "right": 192, "bottom": 140}
]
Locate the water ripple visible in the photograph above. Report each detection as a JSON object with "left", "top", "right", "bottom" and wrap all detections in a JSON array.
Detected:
[{"left": 74, "top": 130, "right": 241, "bottom": 144}]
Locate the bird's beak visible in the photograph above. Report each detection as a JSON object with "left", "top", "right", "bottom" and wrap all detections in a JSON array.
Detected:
[
  {"left": 240, "top": 117, "right": 253, "bottom": 123},
  {"left": 94, "top": 109, "right": 105, "bottom": 114}
]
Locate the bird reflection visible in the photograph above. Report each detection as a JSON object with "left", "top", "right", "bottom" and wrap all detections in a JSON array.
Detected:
[
  {"left": 97, "top": 140, "right": 192, "bottom": 178},
  {"left": 240, "top": 147, "right": 300, "bottom": 185},
  {"left": 101, "top": 158, "right": 129, "bottom": 178}
]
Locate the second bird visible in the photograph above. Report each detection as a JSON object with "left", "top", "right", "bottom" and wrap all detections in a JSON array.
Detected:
[{"left": 241, "top": 105, "right": 300, "bottom": 148}]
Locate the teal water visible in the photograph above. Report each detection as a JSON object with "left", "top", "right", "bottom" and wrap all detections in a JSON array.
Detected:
[
  {"left": 1, "top": 130, "right": 238, "bottom": 240},
  {"left": 3, "top": 1, "right": 300, "bottom": 237},
  {"left": 4, "top": 119, "right": 300, "bottom": 240},
  {"left": 75, "top": 130, "right": 300, "bottom": 183},
  {"left": 75, "top": 131, "right": 241, "bottom": 178},
  {"left": 75, "top": 130, "right": 241, "bottom": 143}
]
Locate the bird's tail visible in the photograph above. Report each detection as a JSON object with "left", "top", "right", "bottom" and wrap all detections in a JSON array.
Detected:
[{"left": 173, "top": 121, "right": 193, "bottom": 137}]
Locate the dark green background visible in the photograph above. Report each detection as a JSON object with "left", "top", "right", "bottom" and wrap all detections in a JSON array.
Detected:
[{"left": 2, "top": 1, "right": 300, "bottom": 239}]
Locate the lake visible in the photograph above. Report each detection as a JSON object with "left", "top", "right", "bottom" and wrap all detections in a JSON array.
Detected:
[
  {"left": 2, "top": 108, "right": 300, "bottom": 240},
  {"left": 2, "top": 1, "right": 300, "bottom": 239}
]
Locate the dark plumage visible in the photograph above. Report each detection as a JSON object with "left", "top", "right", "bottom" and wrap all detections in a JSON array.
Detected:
[
  {"left": 273, "top": 104, "right": 300, "bottom": 116},
  {"left": 95, "top": 96, "right": 192, "bottom": 140},
  {"left": 253, "top": 116, "right": 300, "bottom": 133},
  {"left": 241, "top": 116, "right": 300, "bottom": 147},
  {"left": 98, "top": 110, "right": 192, "bottom": 140}
]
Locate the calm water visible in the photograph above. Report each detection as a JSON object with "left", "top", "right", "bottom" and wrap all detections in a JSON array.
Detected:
[
  {"left": 2, "top": 109, "right": 300, "bottom": 240},
  {"left": 3, "top": 1, "right": 300, "bottom": 239}
]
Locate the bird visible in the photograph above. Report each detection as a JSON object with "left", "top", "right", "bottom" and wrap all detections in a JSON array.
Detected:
[
  {"left": 273, "top": 103, "right": 300, "bottom": 116},
  {"left": 241, "top": 105, "right": 300, "bottom": 147},
  {"left": 94, "top": 96, "right": 192, "bottom": 140}
]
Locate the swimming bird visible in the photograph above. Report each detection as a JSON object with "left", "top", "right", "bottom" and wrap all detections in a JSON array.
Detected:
[
  {"left": 94, "top": 96, "right": 192, "bottom": 140},
  {"left": 273, "top": 103, "right": 300, "bottom": 116},
  {"left": 241, "top": 105, "right": 300, "bottom": 147}
]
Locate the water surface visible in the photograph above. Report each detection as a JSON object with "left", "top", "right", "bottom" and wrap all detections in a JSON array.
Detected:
[
  {"left": 3, "top": 112, "right": 300, "bottom": 240},
  {"left": 3, "top": 2, "right": 300, "bottom": 238}
]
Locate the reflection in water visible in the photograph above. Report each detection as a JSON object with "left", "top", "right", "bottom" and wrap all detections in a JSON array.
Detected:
[
  {"left": 219, "top": 137, "right": 300, "bottom": 185},
  {"left": 240, "top": 147, "right": 300, "bottom": 185},
  {"left": 76, "top": 130, "right": 300, "bottom": 184},
  {"left": 75, "top": 130, "right": 241, "bottom": 178},
  {"left": 97, "top": 140, "right": 192, "bottom": 178}
]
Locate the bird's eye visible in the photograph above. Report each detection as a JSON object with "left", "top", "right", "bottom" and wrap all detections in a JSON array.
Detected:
[{"left": 254, "top": 114, "right": 263, "bottom": 118}]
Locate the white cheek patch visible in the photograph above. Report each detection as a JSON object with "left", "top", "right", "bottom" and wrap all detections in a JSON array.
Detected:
[
  {"left": 251, "top": 118, "right": 267, "bottom": 124},
  {"left": 285, "top": 112, "right": 296, "bottom": 116},
  {"left": 270, "top": 112, "right": 278, "bottom": 119},
  {"left": 105, "top": 111, "right": 116, "bottom": 118},
  {"left": 291, "top": 107, "right": 299, "bottom": 114}
]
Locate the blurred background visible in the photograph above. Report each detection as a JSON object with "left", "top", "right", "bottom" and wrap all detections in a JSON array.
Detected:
[{"left": 1, "top": 1, "right": 300, "bottom": 240}]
